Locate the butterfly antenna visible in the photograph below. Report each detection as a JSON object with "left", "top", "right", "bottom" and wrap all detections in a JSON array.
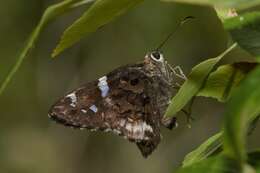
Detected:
[{"left": 156, "top": 16, "right": 195, "bottom": 51}]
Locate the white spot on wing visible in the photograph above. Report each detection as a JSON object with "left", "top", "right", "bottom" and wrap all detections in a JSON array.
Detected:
[
  {"left": 113, "top": 129, "right": 121, "bottom": 135},
  {"left": 104, "top": 122, "right": 110, "bottom": 127},
  {"left": 89, "top": 105, "right": 98, "bottom": 113},
  {"left": 127, "top": 117, "right": 134, "bottom": 122},
  {"left": 66, "top": 93, "right": 77, "bottom": 107},
  {"left": 144, "top": 136, "right": 150, "bottom": 140},
  {"left": 123, "top": 121, "right": 154, "bottom": 140},
  {"left": 133, "top": 124, "right": 142, "bottom": 134},
  {"left": 98, "top": 76, "right": 109, "bottom": 97},
  {"left": 81, "top": 109, "right": 87, "bottom": 113},
  {"left": 125, "top": 123, "right": 132, "bottom": 132},
  {"left": 132, "top": 123, "right": 144, "bottom": 139},
  {"left": 143, "top": 122, "right": 153, "bottom": 133},
  {"left": 119, "top": 119, "right": 126, "bottom": 127},
  {"left": 104, "top": 128, "right": 112, "bottom": 132},
  {"left": 90, "top": 128, "right": 98, "bottom": 132}
]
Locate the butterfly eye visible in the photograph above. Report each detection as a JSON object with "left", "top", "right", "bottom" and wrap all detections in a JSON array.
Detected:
[
  {"left": 130, "top": 78, "right": 139, "bottom": 86},
  {"left": 150, "top": 51, "right": 163, "bottom": 62}
]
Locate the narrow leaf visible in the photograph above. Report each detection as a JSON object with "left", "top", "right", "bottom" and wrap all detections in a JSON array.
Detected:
[
  {"left": 52, "top": 0, "right": 144, "bottom": 57},
  {"left": 183, "top": 132, "right": 222, "bottom": 167},
  {"left": 177, "top": 155, "right": 240, "bottom": 173},
  {"left": 183, "top": 116, "right": 260, "bottom": 169},
  {"left": 223, "top": 66, "right": 260, "bottom": 164},
  {"left": 164, "top": 43, "right": 237, "bottom": 118},
  {"left": 0, "top": 0, "right": 94, "bottom": 96}
]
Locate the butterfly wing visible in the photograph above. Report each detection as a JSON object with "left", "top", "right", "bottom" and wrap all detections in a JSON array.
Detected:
[{"left": 49, "top": 64, "right": 161, "bottom": 157}]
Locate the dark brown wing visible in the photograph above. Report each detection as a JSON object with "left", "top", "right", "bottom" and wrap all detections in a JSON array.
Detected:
[{"left": 48, "top": 64, "right": 161, "bottom": 157}]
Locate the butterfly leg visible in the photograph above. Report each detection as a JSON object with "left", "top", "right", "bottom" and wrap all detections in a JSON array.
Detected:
[
  {"left": 172, "top": 66, "right": 187, "bottom": 80},
  {"left": 166, "top": 62, "right": 187, "bottom": 81},
  {"left": 163, "top": 63, "right": 193, "bottom": 128},
  {"left": 172, "top": 82, "right": 182, "bottom": 90},
  {"left": 162, "top": 104, "right": 194, "bottom": 130},
  {"left": 161, "top": 116, "right": 178, "bottom": 130},
  {"left": 165, "top": 62, "right": 187, "bottom": 89}
]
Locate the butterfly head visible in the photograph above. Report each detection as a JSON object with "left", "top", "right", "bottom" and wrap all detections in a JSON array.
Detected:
[
  {"left": 146, "top": 51, "right": 164, "bottom": 63},
  {"left": 144, "top": 51, "right": 168, "bottom": 74},
  {"left": 144, "top": 51, "right": 166, "bottom": 67}
]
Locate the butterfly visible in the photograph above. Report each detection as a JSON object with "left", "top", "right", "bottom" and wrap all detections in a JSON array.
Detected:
[{"left": 48, "top": 16, "right": 194, "bottom": 158}]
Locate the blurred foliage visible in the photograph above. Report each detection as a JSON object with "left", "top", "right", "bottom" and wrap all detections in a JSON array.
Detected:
[
  {"left": 0, "top": 0, "right": 94, "bottom": 96},
  {"left": 52, "top": 0, "right": 144, "bottom": 57},
  {"left": 1, "top": 0, "right": 260, "bottom": 173},
  {"left": 248, "top": 150, "right": 260, "bottom": 170},
  {"left": 223, "top": 66, "right": 260, "bottom": 165},
  {"left": 224, "top": 11, "right": 260, "bottom": 58}
]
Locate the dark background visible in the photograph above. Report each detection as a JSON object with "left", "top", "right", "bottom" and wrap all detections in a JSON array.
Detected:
[{"left": 0, "top": 0, "right": 259, "bottom": 173}]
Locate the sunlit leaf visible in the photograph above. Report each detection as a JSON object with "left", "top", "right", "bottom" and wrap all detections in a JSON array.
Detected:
[
  {"left": 161, "top": 0, "right": 260, "bottom": 10},
  {"left": 224, "top": 11, "right": 260, "bottom": 58},
  {"left": 164, "top": 43, "right": 237, "bottom": 118},
  {"left": 177, "top": 155, "right": 240, "bottom": 173},
  {"left": 52, "top": 0, "right": 144, "bottom": 57},
  {"left": 0, "top": 0, "right": 94, "bottom": 96},
  {"left": 215, "top": 8, "right": 238, "bottom": 21},
  {"left": 223, "top": 66, "right": 260, "bottom": 164},
  {"left": 197, "top": 62, "right": 257, "bottom": 102},
  {"left": 183, "top": 132, "right": 222, "bottom": 167}
]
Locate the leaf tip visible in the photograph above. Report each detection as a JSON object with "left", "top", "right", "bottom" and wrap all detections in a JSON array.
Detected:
[
  {"left": 51, "top": 40, "right": 65, "bottom": 58},
  {"left": 51, "top": 47, "right": 60, "bottom": 58}
]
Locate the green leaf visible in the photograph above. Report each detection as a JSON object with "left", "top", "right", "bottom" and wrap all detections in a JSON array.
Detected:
[
  {"left": 223, "top": 66, "right": 260, "bottom": 164},
  {"left": 182, "top": 114, "right": 260, "bottom": 168},
  {"left": 177, "top": 155, "right": 240, "bottom": 173},
  {"left": 183, "top": 132, "right": 223, "bottom": 167},
  {"left": 0, "top": 0, "right": 93, "bottom": 96},
  {"left": 164, "top": 43, "right": 237, "bottom": 118},
  {"left": 52, "top": 0, "right": 144, "bottom": 57},
  {"left": 224, "top": 12, "right": 260, "bottom": 57},
  {"left": 161, "top": 0, "right": 260, "bottom": 10},
  {"left": 197, "top": 62, "right": 257, "bottom": 102}
]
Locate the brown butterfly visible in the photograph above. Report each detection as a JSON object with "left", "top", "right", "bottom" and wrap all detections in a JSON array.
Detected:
[{"left": 48, "top": 16, "right": 193, "bottom": 158}]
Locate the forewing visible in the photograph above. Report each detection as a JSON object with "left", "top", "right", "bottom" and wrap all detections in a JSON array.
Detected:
[
  {"left": 48, "top": 64, "right": 161, "bottom": 157},
  {"left": 49, "top": 80, "right": 106, "bottom": 129}
]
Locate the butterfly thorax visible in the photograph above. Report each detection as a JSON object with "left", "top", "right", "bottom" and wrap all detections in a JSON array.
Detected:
[{"left": 143, "top": 52, "right": 174, "bottom": 120}]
